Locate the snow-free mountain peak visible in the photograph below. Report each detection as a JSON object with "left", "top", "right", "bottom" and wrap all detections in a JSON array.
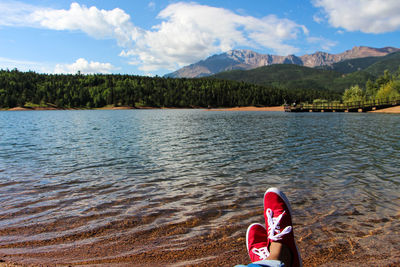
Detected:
[{"left": 165, "top": 46, "right": 400, "bottom": 78}]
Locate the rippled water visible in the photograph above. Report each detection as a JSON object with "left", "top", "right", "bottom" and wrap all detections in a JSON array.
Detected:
[{"left": 0, "top": 110, "right": 399, "bottom": 266}]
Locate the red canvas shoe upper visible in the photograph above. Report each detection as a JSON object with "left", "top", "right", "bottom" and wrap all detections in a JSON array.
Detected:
[
  {"left": 264, "top": 188, "right": 302, "bottom": 267},
  {"left": 246, "top": 223, "right": 270, "bottom": 262}
]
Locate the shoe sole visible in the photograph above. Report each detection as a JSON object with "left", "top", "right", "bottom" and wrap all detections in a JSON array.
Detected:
[{"left": 263, "top": 187, "right": 302, "bottom": 267}]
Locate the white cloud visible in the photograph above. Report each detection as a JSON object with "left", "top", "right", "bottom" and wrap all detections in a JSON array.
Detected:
[
  {"left": 127, "top": 2, "right": 308, "bottom": 71},
  {"left": 0, "top": 57, "right": 114, "bottom": 74},
  {"left": 0, "top": 57, "right": 53, "bottom": 73},
  {"left": 0, "top": 1, "right": 39, "bottom": 26},
  {"left": 0, "top": 1, "right": 310, "bottom": 73},
  {"left": 307, "top": 36, "right": 337, "bottom": 51},
  {"left": 313, "top": 14, "right": 323, "bottom": 24},
  {"left": 54, "top": 58, "right": 115, "bottom": 74},
  {"left": 31, "top": 3, "right": 140, "bottom": 46},
  {"left": 1, "top": 1, "right": 140, "bottom": 46},
  {"left": 148, "top": 2, "right": 156, "bottom": 10},
  {"left": 313, "top": 0, "right": 400, "bottom": 33}
]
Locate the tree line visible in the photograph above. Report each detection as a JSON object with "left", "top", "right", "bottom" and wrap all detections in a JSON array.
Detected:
[
  {"left": 342, "top": 68, "right": 400, "bottom": 103},
  {"left": 0, "top": 69, "right": 341, "bottom": 109}
]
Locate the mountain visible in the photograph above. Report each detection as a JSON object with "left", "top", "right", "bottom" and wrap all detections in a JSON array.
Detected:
[
  {"left": 165, "top": 46, "right": 400, "bottom": 78},
  {"left": 213, "top": 51, "right": 400, "bottom": 92}
]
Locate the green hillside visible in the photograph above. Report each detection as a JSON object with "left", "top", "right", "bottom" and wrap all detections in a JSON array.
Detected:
[
  {"left": 318, "top": 56, "right": 384, "bottom": 74},
  {"left": 363, "top": 52, "right": 400, "bottom": 76},
  {"left": 319, "top": 51, "right": 400, "bottom": 75},
  {"left": 212, "top": 64, "right": 376, "bottom": 92},
  {"left": 213, "top": 64, "right": 341, "bottom": 90},
  {"left": 331, "top": 71, "right": 376, "bottom": 91}
]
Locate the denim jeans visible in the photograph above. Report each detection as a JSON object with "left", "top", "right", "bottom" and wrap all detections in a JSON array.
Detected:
[{"left": 234, "top": 259, "right": 285, "bottom": 267}]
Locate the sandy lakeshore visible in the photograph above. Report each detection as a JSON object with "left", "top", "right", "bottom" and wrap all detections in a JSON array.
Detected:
[
  {"left": 208, "top": 105, "right": 400, "bottom": 113},
  {"left": 208, "top": 106, "right": 285, "bottom": 112},
  {"left": 368, "top": 105, "right": 400, "bottom": 113},
  {"left": 5, "top": 106, "right": 136, "bottom": 111},
  {"left": 4, "top": 106, "right": 285, "bottom": 112},
  {"left": 5, "top": 105, "right": 400, "bottom": 113}
]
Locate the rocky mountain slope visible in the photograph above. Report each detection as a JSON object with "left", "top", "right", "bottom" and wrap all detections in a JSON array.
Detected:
[{"left": 165, "top": 46, "right": 399, "bottom": 78}]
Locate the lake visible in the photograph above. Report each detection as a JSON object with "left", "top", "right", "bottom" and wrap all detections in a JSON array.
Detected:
[{"left": 0, "top": 109, "right": 399, "bottom": 266}]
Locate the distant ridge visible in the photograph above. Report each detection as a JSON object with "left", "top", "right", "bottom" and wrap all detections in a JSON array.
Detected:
[
  {"left": 212, "top": 50, "right": 400, "bottom": 92},
  {"left": 212, "top": 64, "right": 376, "bottom": 92},
  {"left": 165, "top": 46, "right": 400, "bottom": 78},
  {"left": 319, "top": 51, "right": 400, "bottom": 76}
]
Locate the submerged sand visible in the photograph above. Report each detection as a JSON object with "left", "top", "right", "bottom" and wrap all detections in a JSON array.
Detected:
[{"left": 1, "top": 206, "right": 399, "bottom": 266}]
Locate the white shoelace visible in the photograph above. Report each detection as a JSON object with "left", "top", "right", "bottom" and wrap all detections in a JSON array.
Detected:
[
  {"left": 266, "top": 208, "right": 292, "bottom": 241},
  {"left": 252, "top": 246, "right": 270, "bottom": 260}
]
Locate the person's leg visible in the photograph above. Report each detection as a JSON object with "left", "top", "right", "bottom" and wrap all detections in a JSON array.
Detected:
[
  {"left": 244, "top": 223, "right": 286, "bottom": 267},
  {"left": 241, "top": 188, "right": 301, "bottom": 267},
  {"left": 267, "top": 242, "right": 292, "bottom": 266},
  {"left": 235, "top": 262, "right": 283, "bottom": 267},
  {"left": 264, "top": 187, "right": 302, "bottom": 267}
]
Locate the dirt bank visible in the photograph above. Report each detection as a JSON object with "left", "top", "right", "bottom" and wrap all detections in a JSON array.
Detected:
[
  {"left": 369, "top": 105, "right": 400, "bottom": 113},
  {"left": 208, "top": 106, "right": 284, "bottom": 111}
]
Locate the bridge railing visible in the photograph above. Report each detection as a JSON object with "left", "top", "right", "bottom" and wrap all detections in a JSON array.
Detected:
[{"left": 298, "top": 96, "right": 400, "bottom": 110}]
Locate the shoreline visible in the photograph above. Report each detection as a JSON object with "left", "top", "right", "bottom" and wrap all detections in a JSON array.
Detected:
[
  {"left": 368, "top": 105, "right": 400, "bottom": 113},
  {"left": 207, "top": 106, "right": 284, "bottom": 111},
  {"left": 1, "top": 106, "right": 285, "bottom": 112},
  {"left": 2, "top": 106, "right": 183, "bottom": 111},
  {"left": 2, "top": 105, "right": 400, "bottom": 113}
]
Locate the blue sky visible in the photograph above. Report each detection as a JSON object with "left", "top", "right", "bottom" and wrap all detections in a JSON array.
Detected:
[{"left": 0, "top": 0, "right": 399, "bottom": 76}]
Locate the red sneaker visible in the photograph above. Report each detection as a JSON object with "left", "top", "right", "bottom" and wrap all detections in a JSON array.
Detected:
[
  {"left": 264, "top": 188, "right": 302, "bottom": 267},
  {"left": 246, "top": 223, "right": 270, "bottom": 262}
]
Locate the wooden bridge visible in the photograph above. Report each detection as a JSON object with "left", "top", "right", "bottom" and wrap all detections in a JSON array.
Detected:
[{"left": 284, "top": 97, "right": 400, "bottom": 113}]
